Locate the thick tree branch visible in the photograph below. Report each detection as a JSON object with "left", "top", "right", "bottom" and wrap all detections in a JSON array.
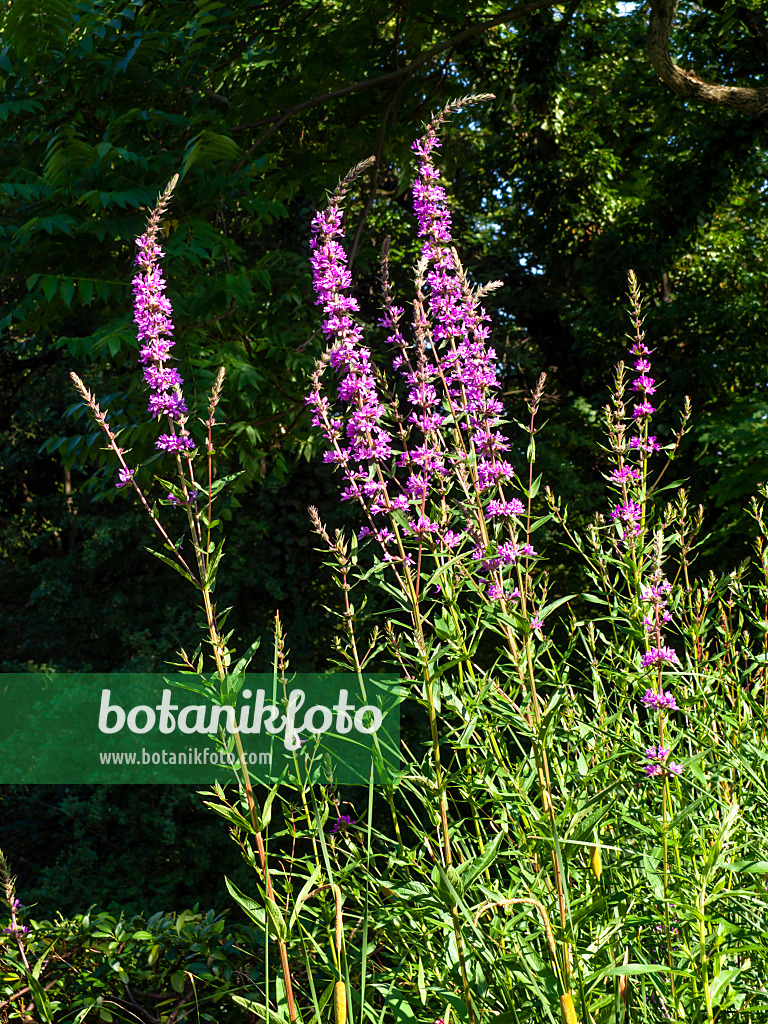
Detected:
[{"left": 647, "top": 0, "right": 768, "bottom": 115}]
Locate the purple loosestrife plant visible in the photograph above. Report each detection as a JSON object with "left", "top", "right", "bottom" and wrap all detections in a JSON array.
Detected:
[
  {"left": 603, "top": 277, "right": 686, "bottom": 776},
  {"left": 609, "top": 280, "right": 688, "bottom": 1010},
  {"left": 70, "top": 180, "right": 301, "bottom": 1024},
  {"left": 308, "top": 96, "right": 538, "bottom": 628},
  {"left": 59, "top": 102, "right": 768, "bottom": 1024},
  {"left": 308, "top": 95, "right": 576, "bottom": 1019}
]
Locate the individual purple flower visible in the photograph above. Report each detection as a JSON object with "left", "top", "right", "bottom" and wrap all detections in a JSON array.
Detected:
[
  {"left": 407, "top": 514, "right": 440, "bottom": 535},
  {"left": 116, "top": 466, "right": 135, "bottom": 488},
  {"left": 440, "top": 530, "right": 463, "bottom": 549},
  {"left": 611, "top": 500, "right": 642, "bottom": 522},
  {"left": 610, "top": 500, "right": 643, "bottom": 536},
  {"left": 487, "top": 584, "right": 521, "bottom": 602},
  {"left": 645, "top": 745, "right": 670, "bottom": 760},
  {"left": 610, "top": 466, "right": 641, "bottom": 482},
  {"left": 143, "top": 366, "right": 183, "bottom": 390},
  {"left": 498, "top": 540, "right": 519, "bottom": 565},
  {"left": 632, "top": 401, "right": 656, "bottom": 419},
  {"left": 148, "top": 391, "right": 188, "bottom": 420},
  {"left": 641, "top": 580, "right": 672, "bottom": 602},
  {"left": 632, "top": 375, "right": 657, "bottom": 395},
  {"left": 331, "top": 814, "right": 356, "bottom": 834}
]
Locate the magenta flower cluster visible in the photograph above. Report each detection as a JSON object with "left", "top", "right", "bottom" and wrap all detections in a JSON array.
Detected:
[
  {"left": 307, "top": 98, "right": 530, "bottom": 607},
  {"left": 643, "top": 745, "right": 683, "bottom": 778},
  {"left": 133, "top": 210, "right": 195, "bottom": 458},
  {"left": 3, "top": 897, "right": 27, "bottom": 936},
  {"left": 638, "top": 569, "right": 684, "bottom": 774},
  {"left": 639, "top": 570, "right": 683, "bottom": 779},
  {"left": 641, "top": 688, "right": 678, "bottom": 711},
  {"left": 608, "top": 282, "right": 663, "bottom": 538},
  {"left": 640, "top": 574, "right": 679, "bottom": 672}
]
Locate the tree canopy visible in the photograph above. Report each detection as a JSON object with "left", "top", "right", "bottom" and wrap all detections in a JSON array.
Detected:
[{"left": 2, "top": 0, "right": 768, "bottom": 671}]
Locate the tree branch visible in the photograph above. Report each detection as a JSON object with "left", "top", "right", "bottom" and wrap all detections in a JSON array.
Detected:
[
  {"left": 232, "top": 0, "right": 563, "bottom": 161},
  {"left": 647, "top": 0, "right": 768, "bottom": 115}
]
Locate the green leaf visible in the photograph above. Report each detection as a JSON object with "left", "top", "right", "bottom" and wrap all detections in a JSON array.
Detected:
[
  {"left": 145, "top": 547, "right": 199, "bottom": 587},
  {"left": 602, "top": 963, "right": 692, "bottom": 978},
  {"left": 709, "top": 966, "right": 742, "bottom": 1007},
  {"left": 288, "top": 865, "right": 322, "bottom": 932},
  {"left": 642, "top": 852, "right": 665, "bottom": 901},
  {"left": 204, "top": 535, "right": 226, "bottom": 589},
  {"left": 417, "top": 956, "right": 426, "bottom": 1005},
  {"left": 59, "top": 277, "right": 75, "bottom": 307},
  {"left": 231, "top": 994, "right": 289, "bottom": 1023},
  {"left": 458, "top": 829, "right": 504, "bottom": 889},
  {"left": 264, "top": 895, "right": 288, "bottom": 941},
  {"left": 204, "top": 799, "right": 255, "bottom": 834},
  {"left": 41, "top": 275, "right": 57, "bottom": 302},
  {"left": 224, "top": 877, "right": 266, "bottom": 929},
  {"left": 181, "top": 129, "right": 241, "bottom": 178}
]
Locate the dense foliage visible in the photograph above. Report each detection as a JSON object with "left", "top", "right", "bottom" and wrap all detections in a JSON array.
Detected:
[
  {"left": 2, "top": 0, "right": 768, "bottom": 673},
  {"left": 3, "top": 6, "right": 768, "bottom": 1012},
  {"left": 0, "top": 903, "right": 267, "bottom": 1021}
]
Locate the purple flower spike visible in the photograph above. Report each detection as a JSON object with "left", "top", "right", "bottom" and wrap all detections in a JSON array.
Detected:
[
  {"left": 133, "top": 177, "right": 195, "bottom": 455},
  {"left": 308, "top": 98, "right": 538, "bottom": 603}
]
